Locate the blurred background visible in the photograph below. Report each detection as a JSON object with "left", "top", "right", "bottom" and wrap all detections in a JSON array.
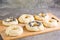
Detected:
[{"left": 0, "top": 0, "right": 60, "bottom": 40}]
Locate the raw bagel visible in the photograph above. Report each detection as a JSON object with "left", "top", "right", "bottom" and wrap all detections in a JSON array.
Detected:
[
  {"left": 34, "top": 13, "right": 51, "bottom": 21},
  {"left": 18, "top": 14, "right": 34, "bottom": 23},
  {"left": 26, "top": 21, "right": 45, "bottom": 31},
  {"left": 5, "top": 25, "right": 23, "bottom": 36},
  {"left": 39, "top": 13, "right": 51, "bottom": 21},
  {"left": 2, "top": 17, "right": 18, "bottom": 26},
  {"left": 43, "top": 19, "right": 59, "bottom": 28}
]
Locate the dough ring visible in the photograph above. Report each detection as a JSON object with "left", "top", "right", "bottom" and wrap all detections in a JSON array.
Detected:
[
  {"left": 18, "top": 14, "right": 34, "bottom": 23},
  {"left": 34, "top": 13, "right": 51, "bottom": 22},
  {"left": 43, "top": 19, "right": 59, "bottom": 28},
  {"left": 5, "top": 25, "right": 23, "bottom": 36},
  {"left": 26, "top": 21, "right": 45, "bottom": 31},
  {"left": 2, "top": 17, "right": 18, "bottom": 26},
  {"left": 39, "top": 13, "right": 51, "bottom": 21}
]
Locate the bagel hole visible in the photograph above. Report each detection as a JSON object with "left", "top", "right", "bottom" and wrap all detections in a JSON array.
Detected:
[
  {"left": 33, "top": 22, "right": 39, "bottom": 26},
  {"left": 40, "top": 13, "right": 46, "bottom": 17},
  {"left": 25, "top": 16, "right": 29, "bottom": 18},
  {"left": 49, "top": 20, "right": 52, "bottom": 22},
  {"left": 12, "top": 27, "right": 18, "bottom": 30}
]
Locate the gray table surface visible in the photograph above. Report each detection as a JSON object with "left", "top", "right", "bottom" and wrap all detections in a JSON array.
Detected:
[{"left": 0, "top": 0, "right": 60, "bottom": 40}]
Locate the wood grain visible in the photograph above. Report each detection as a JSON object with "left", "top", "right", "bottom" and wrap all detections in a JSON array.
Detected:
[{"left": 0, "top": 13, "right": 60, "bottom": 40}]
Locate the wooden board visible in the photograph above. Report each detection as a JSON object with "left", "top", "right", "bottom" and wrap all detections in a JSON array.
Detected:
[
  {"left": 0, "top": 20, "right": 6, "bottom": 34},
  {"left": 0, "top": 13, "right": 60, "bottom": 40}
]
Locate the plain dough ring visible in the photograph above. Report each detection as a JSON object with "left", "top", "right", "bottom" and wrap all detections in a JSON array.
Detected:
[
  {"left": 39, "top": 13, "right": 51, "bottom": 21},
  {"left": 26, "top": 21, "right": 45, "bottom": 31},
  {"left": 18, "top": 14, "right": 34, "bottom": 23},
  {"left": 43, "top": 19, "right": 59, "bottom": 28},
  {"left": 34, "top": 13, "right": 51, "bottom": 21},
  {"left": 5, "top": 25, "right": 23, "bottom": 36},
  {"left": 2, "top": 17, "right": 18, "bottom": 26}
]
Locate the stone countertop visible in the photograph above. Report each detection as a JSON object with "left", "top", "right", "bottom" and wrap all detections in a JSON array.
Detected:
[{"left": 0, "top": 0, "right": 60, "bottom": 40}]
